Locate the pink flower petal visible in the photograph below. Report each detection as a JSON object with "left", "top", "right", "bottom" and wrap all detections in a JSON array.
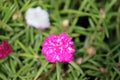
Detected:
[{"left": 42, "top": 33, "right": 75, "bottom": 62}]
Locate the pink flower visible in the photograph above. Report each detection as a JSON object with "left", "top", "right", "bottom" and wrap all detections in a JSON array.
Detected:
[
  {"left": 0, "top": 41, "right": 12, "bottom": 59},
  {"left": 42, "top": 33, "right": 75, "bottom": 62}
]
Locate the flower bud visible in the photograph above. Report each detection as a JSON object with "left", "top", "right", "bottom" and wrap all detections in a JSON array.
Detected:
[{"left": 85, "top": 46, "right": 96, "bottom": 56}]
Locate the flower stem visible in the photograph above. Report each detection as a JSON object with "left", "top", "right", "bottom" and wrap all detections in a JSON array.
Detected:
[{"left": 56, "top": 62, "right": 61, "bottom": 80}]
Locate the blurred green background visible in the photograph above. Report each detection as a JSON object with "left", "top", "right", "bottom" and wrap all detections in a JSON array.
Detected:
[{"left": 0, "top": 0, "right": 120, "bottom": 80}]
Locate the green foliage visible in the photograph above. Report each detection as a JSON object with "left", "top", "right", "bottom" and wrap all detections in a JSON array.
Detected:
[{"left": 0, "top": 0, "right": 120, "bottom": 80}]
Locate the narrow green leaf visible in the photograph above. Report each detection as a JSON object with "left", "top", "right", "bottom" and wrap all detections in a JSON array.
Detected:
[
  {"left": 70, "top": 61, "right": 84, "bottom": 75},
  {"left": 0, "top": 73, "right": 8, "bottom": 80},
  {"left": 34, "top": 62, "right": 49, "bottom": 80}
]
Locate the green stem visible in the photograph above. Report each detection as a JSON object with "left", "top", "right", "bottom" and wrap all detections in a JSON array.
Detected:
[
  {"left": 116, "top": 7, "right": 120, "bottom": 40},
  {"left": 56, "top": 62, "right": 61, "bottom": 80}
]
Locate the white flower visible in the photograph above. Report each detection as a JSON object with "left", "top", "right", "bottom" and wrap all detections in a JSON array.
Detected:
[{"left": 25, "top": 7, "right": 50, "bottom": 29}]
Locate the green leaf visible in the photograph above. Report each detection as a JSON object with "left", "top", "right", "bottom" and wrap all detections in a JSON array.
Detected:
[
  {"left": 69, "top": 61, "right": 84, "bottom": 75},
  {"left": 34, "top": 62, "right": 49, "bottom": 80}
]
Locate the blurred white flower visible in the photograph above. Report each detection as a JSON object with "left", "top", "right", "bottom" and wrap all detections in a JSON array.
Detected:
[{"left": 25, "top": 7, "right": 50, "bottom": 29}]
